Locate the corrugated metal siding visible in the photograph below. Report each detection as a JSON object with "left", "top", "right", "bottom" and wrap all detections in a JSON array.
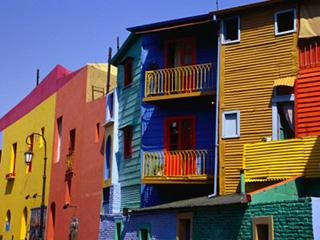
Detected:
[
  {"left": 219, "top": 3, "right": 298, "bottom": 195},
  {"left": 118, "top": 37, "right": 142, "bottom": 204},
  {"left": 296, "top": 67, "right": 320, "bottom": 137},
  {"left": 244, "top": 136, "right": 320, "bottom": 181}
]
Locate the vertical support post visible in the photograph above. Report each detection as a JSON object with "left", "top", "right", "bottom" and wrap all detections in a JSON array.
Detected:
[
  {"left": 106, "top": 47, "right": 112, "bottom": 95},
  {"left": 240, "top": 169, "right": 245, "bottom": 194}
]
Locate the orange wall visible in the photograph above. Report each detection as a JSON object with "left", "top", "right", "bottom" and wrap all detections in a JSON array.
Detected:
[
  {"left": 46, "top": 65, "right": 106, "bottom": 239},
  {"left": 296, "top": 67, "right": 320, "bottom": 137}
]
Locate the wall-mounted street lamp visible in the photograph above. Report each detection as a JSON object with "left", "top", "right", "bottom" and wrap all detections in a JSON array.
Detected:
[{"left": 25, "top": 133, "right": 47, "bottom": 240}]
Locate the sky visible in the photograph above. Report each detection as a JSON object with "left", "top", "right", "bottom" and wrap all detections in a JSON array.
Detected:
[{"left": 0, "top": 0, "right": 263, "bottom": 147}]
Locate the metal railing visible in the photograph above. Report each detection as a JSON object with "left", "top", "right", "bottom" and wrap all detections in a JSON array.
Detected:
[
  {"left": 299, "top": 39, "right": 320, "bottom": 68},
  {"left": 145, "top": 63, "right": 216, "bottom": 97},
  {"left": 66, "top": 150, "right": 75, "bottom": 174},
  {"left": 142, "top": 149, "right": 214, "bottom": 178},
  {"left": 243, "top": 136, "right": 320, "bottom": 182}
]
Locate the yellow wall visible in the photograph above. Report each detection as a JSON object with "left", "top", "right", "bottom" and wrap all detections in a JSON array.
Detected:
[
  {"left": 0, "top": 94, "right": 56, "bottom": 239},
  {"left": 219, "top": 3, "right": 298, "bottom": 195},
  {"left": 244, "top": 136, "right": 320, "bottom": 182},
  {"left": 86, "top": 63, "right": 117, "bottom": 102}
]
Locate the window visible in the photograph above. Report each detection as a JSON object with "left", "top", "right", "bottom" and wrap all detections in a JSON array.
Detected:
[
  {"left": 102, "top": 187, "right": 110, "bottom": 214},
  {"left": 222, "top": 110, "right": 240, "bottom": 139},
  {"left": 222, "top": 16, "right": 240, "bottom": 44},
  {"left": 65, "top": 180, "right": 71, "bottom": 204},
  {"left": 5, "top": 210, "right": 10, "bottom": 232},
  {"left": 55, "top": 117, "right": 62, "bottom": 163},
  {"left": 105, "top": 136, "right": 111, "bottom": 180},
  {"left": 95, "top": 123, "right": 100, "bottom": 143},
  {"left": 165, "top": 116, "right": 195, "bottom": 151},
  {"left": 165, "top": 38, "right": 196, "bottom": 68},
  {"left": 272, "top": 88, "right": 295, "bottom": 140},
  {"left": 252, "top": 216, "right": 274, "bottom": 240},
  {"left": 124, "top": 58, "right": 133, "bottom": 87},
  {"left": 115, "top": 219, "right": 123, "bottom": 240},
  {"left": 28, "top": 135, "right": 34, "bottom": 172},
  {"left": 275, "top": 9, "right": 296, "bottom": 36},
  {"left": 69, "top": 129, "right": 76, "bottom": 152},
  {"left": 20, "top": 207, "right": 28, "bottom": 239},
  {"left": 11, "top": 143, "right": 17, "bottom": 175},
  {"left": 139, "top": 224, "right": 150, "bottom": 240},
  {"left": 123, "top": 126, "right": 133, "bottom": 158}
]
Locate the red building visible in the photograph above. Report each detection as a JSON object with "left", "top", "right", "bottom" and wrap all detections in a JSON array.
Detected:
[{"left": 46, "top": 63, "right": 113, "bottom": 239}]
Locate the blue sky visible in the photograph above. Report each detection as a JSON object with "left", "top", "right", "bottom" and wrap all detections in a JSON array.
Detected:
[{"left": 0, "top": 0, "right": 263, "bottom": 147}]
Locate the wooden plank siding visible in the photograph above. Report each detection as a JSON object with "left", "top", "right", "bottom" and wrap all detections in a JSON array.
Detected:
[
  {"left": 219, "top": 3, "right": 299, "bottom": 195},
  {"left": 117, "top": 36, "right": 143, "bottom": 209},
  {"left": 296, "top": 67, "right": 320, "bottom": 137}
]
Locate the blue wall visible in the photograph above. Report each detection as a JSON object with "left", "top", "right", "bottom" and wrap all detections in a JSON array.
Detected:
[{"left": 140, "top": 22, "right": 218, "bottom": 208}]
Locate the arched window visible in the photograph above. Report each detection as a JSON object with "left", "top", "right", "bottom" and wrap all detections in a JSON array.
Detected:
[
  {"left": 20, "top": 207, "right": 28, "bottom": 239},
  {"left": 47, "top": 202, "right": 56, "bottom": 240},
  {"left": 5, "top": 210, "right": 11, "bottom": 232},
  {"left": 105, "top": 136, "right": 111, "bottom": 180}
]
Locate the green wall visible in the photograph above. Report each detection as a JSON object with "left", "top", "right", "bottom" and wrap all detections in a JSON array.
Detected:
[
  {"left": 193, "top": 198, "right": 313, "bottom": 239},
  {"left": 117, "top": 36, "right": 142, "bottom": 209}
]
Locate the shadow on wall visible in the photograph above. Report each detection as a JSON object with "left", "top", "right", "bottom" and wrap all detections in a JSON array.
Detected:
[{"left": 5, "top": 180, "right": 14, "bottom": 195}]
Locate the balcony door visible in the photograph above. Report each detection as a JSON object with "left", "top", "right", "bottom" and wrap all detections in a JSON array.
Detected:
[
  {"left": 165, "top": 38, "right": 196, "bottom": 93},
  {"left": 164, "top": 116, "right": 196, "bottom": 176}
]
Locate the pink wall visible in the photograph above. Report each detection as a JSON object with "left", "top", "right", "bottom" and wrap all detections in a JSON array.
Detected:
[
  {"left": 46, "top": 66, "right": 105, "bottom": 239},
  {"left": 0, "top": 65, "right": 74, "bottom": 131}
]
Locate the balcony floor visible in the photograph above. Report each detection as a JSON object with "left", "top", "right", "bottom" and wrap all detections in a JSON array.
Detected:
[
  {"left": 143, "top": 90, "right": 216, "bottom": 102},
  {"left": 142, "top": 175, "right": 214, "bottom": 184}
]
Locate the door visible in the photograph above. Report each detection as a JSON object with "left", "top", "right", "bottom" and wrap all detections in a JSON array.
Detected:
[
  {"left": 165, "top": 38, "right": 196, "bottom": 93},
  {"left": 164, "top": 116, "right": 196, "bottom": 176}
]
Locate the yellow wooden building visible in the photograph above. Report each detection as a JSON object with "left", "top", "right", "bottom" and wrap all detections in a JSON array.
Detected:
[{"left": 211, "top": 0, "right": 299, "bottom": 195}]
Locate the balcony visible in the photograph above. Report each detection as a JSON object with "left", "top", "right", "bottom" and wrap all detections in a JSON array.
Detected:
[
  {"left": 142, "top": 149, "right": 214, "bottom": 184},
  {"left": 243, "top": 136, "right": 320, "bottom": 182},
  {"left": 66, "top": 150, "right": 75, "bottom": 175},
  {"left": 299, "top": 38, "right": 320, "bottom": 69},
  {"left": 143, "top": 63, "right": 216, "bottom": 102}
]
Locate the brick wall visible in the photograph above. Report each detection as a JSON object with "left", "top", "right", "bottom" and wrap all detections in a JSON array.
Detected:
[
  {"left": 194, "top": 198, "right": 313, "bottom": 240},
  {"left": 99, "top": 214, "right": 122, "bottom": 240}
]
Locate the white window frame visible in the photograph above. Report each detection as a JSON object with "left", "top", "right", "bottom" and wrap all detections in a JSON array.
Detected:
[
  {"left": 221, "top": 16, "right": 240, "bottom": 44},
  {"left": 222, "top": 110, "right": 240, "bottom": 139},
  {"left": 274, "top": 9, "right": 296, "bottom": 36}
]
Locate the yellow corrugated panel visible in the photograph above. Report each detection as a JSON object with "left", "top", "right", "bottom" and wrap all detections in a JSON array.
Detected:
[
  {"left": 219, "top": 3, "right": 299, "bottom": 195},
  {"left": 273, "top": 76, "right": 296, "bottom": 87},
  {"left": 244, "top": 136, "right": 320, "bottom": 182}
]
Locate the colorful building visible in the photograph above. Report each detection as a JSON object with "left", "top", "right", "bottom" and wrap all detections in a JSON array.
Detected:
[
  {"left": 101, "top": 0, "right": 320, "bottom": 239},
  {"left": 46, "top": 63, "right": 116, "bottom": 239},
  {"left": 0, "top": 65, "right": 72, "bottom": 239},
  {"left": 214, "top": 0, "right": 299, "bottom": 195}
]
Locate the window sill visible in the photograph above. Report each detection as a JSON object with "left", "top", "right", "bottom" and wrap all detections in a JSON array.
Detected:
[
  {"left": 123, "top": 84, "right": 133, "bottom": 89},
  {"left": 222, "top": 39, "right": 240, "bottom": 45},
  {"left": 5, "top": 172, "right": 15, "bottom": 179}
]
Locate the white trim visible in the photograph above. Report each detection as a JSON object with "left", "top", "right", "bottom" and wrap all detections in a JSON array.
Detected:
[
  {"left": 221, "top": 16, "right": 240, "bottom": 45},
  {"left": 274, "top": 8, "right": 296, "bottom": 36},
  {"left": 222, "top": 110, "right": 240, "bottom": 139},
  {"left": 272, "top": 93, "right": 295, "bottom": 140}
]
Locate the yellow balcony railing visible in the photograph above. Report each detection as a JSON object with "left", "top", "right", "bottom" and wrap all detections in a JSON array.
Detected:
[
  {"left": 142, "top": 149, "right": 214, "bottom": 184},
  {"left": 243, "top": 136, "right": 320, "bottom": 182},
  {"left": 145, "top": 63, "right": 216, "bottom": 98},
  {"left": 66, "top": 150, "right": 75, "bottom": 174}
]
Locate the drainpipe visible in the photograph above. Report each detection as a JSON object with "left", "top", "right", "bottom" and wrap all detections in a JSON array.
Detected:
[
  {"left": 209, "top": 17, "right": 220, "bottom": 198},
  {"left": 240, "top": 169, "right": 245, "bottom": 194}
]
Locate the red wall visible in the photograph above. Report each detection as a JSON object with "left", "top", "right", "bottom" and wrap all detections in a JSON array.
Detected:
[
  {"left": 46, "top": 66, "right": 105, "bottom": 239},
  {"left": 295, "top": 67, "right": 320, "bottom": 137}
]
